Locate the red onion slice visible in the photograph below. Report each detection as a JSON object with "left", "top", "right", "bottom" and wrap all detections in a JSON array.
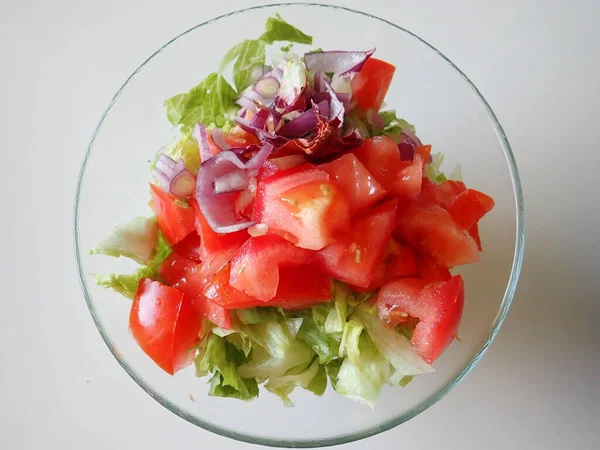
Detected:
[
  {"left": 304, "top": 49, "right": 376, "bottom": 77},
  {"left": 192, "top": 123, "right": 212, "bottom": 163},
  {"left": 153, "top": 154, "right": 196, "bottom": 198},
  {"left": 195, "top": 143, "right": 273, "bottom": 233},
  {"left": 399, "top": 128, "right": 423, "bottom": 147},
  {"left": 254, "top": 76, "right": 280, "bottom": 99},
  {"left": 213, "top": 170, "right": 252, "bottom": 194},
  {"left": 210, "top": 129, "right": 232, "bottom": 151},
  {"left": 170, "top": 170, "right": 196, "bottom": 197}
]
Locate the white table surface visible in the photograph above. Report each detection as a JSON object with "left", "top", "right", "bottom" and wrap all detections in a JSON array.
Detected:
[{"left": 2, "top": 0, "right": 599, "bottom": 448}]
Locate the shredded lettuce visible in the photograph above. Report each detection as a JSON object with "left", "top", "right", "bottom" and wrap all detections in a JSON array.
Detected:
[
  {"left": 195, "top": 334, "right": 259, "bottom": 400},
  {"left": 236, "top": 307, "right": 283, "bottom": 325},
  {"left": 94, "top": 231, "right": 172, "bottom": 299},
  {"left": 357, "top": 309, "right": 433, "bottom": 379},
  {"left": 297, "top": 315, "right": 340, "bottom": 364},
  {"left": 424, "top": 152, "right": 447, "bottom": 184},
  {"left": 335, "top": 333, "right": 392, "bottom": 409},
  {"left": 264, "top": 359, "right": 321, "bottom": 406},
  {"left": 220, "top": 39, "right": 266, "bottom": 92},
  {"left": 259, "top": 14, "right": 313, "bottom": 45},
  {"left": 164, "top": 73, "right": 238, "bottom": 133},
  {"left": 238, "top": 339, "right": 314, "bottom": 380},
  {"left": 338, "top": 317, "right": 364, "bottom": 364},
  {"left": 378, "top": 110, "right": 416, "bottom": 140},
  {"left": 90, "top": 216, "right": 158, "bottom": 264}
]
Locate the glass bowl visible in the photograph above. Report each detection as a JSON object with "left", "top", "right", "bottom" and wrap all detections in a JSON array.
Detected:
[{"left": 74, "top": 3, "right": 524, "bottom": 447}]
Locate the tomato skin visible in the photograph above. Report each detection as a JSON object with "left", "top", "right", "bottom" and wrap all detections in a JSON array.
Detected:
[
  {"left": 414, "top": 145, "right": 432, "bottom": 167},
  {"left": 351, "top": 58, "right": 396, "bottom": 111},
  {"left": 353, "top": 136, "right": 423, "bottom": 201},
  {"left": 229, "top": 235, "right": 313, "bottom": 301},
  {"left": 149, "top": 184, "right": 195, "bottom": 245},
  {"left": 446, "top": 189, "right": 495, "bottom": 230},
  {"left": 385, "top": 245, "right": 419, "bottom": 280},
  {"left": 129, "top": 279, "right": 202, "bottom": 374},
  {"left": 314, "top": 199, "right": 398, "bottom": 288},
  {"left": 416, "top": 253, "right": 452, "bottom": 282},
  {"left": 254, "top": 165, "right": 351, "bottom": 250},
  {"left": 204, "top": 264, "right": 333, "bottom": 310},
  {"left": 376, "top": 275, "right": 464, "bottom": 363},
  {"left": 395, "top": 201, "right": 479, "bottom": 269},
  {"left": 319, "top": 153, "right": 387, "bottom": 215}
]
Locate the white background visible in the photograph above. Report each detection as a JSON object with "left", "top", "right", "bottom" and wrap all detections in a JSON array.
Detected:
[{"left": 1, "top": 0, "right": 599, "bottom": 449}]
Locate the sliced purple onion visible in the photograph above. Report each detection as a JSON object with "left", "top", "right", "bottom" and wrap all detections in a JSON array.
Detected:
[
  {"left": 398, "top": 142, "right": 415, "bottom": 161},
  {"left": 236, "top": 95, "right": 257, "bottom": 112},
  {"left": 254, "top": 76, "right": 280, "bottom": 99},
  {"left": 195, "top": 143, "right": 273, "bottom": 233},
  {"left": 210, "top": 129, "right": 232, "bottom": 151},
  {"left": 196, "top": 151, "right": 253, "bottom": 233},
  {"left": 153, "top": 154, "right": 195, "bottom": 198},
  {"left": 278, "top": 108, "right": 317, "bottom": 138},
  {"left": 399, "top": 128, "right": 423, "bottom": 148},
  {"left": 304, "top": 49, "right": 376, "bottom": 77},
  {"left": 366, "top": 110, "right": 385, "bottom": 130},
  {"left": 192, "top": 123, "right": 212, "bottom": 163},
  {"left": 213, "top": 170, "right": 251, "bottom": 194}
]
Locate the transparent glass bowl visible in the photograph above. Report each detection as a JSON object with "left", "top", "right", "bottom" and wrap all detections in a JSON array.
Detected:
[{"left": 74, "top": 3, "right": 524, "bottom": 447}]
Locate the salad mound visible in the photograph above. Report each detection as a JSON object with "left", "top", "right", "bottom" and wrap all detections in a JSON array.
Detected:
[{"left": 91, "top": 15, "right": 495, "bottom": 408}]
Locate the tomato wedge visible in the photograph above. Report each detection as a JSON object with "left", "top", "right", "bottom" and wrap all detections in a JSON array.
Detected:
[
  {"left": 314, "top": 199, "right": 398, "bottom": 288},
  {"left": 159, "top": 251, "right": 198, "bottom": 285},
  {"left": 376, "top": 276, "right": 464, "bottom": 363},
  {"left": 254, "top": 165, "right": 351, "bottom": 250},
  {"left": 319, "top": 153, "right": 387, "bottom": 215},
  {"left": 354, "top": 136, "right": 423, "bottom": 201},
  {"left": 205, "top": 264, "right": 333, "bottom": 310},
  {"left": 395, "top": 201, "right": 479, "bottom": 269},
  {"left": 171, "top": 231, "right": 201, "bottom": 261},
  {"left": 351, "top": 57, "right": 396, "bottom": 111},
  {"left": 190, "top": 198, "right": 248, "bottom": 277},
  {"left": 446, "top": 189, "right": 495, "bottom": 230},
  {"left": 419, "top": 178, "right": 466, "bottom": 207},
  {"left": 469, "top": 223, "right": 482, "bottom": 251},
  {"left": 149, "top": 184, "right": 195, "bottom": 245},
  {"left": 229, "top": 235, "right": 313, "bottom": 301},
  {"left": 129, "top": 279, "right": 202, "bottom": 374}
]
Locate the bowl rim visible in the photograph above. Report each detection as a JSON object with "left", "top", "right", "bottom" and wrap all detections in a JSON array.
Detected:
[{"left": 73, "top": 2, "right": 525, "bottom": 448}]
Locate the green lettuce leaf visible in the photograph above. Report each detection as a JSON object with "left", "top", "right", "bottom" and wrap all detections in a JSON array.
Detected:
[
  {"left": 155, "top": 135, "right": 201, "bottom": 174},
  {"left": 164, "top": 72, "right": 238, "bottom": 133},
  {"left": 378, "top": 110, "right": 416, "bottom": 140},
  {"left": 325, "top": 359, "right": 343, "bottom": 389},
  {"left": 297, "top": 315, "right": 340, "bottom": 364},
  {"left": 335, "top": 333, "right": 392, "bottom": 409},
  {"left": 264, "top": 359, "right": 321, "bottom": 406},
  {"left": 259, "top": 14, "right": 313, "bottom": 45},
  {"left": 306, "top": 362, "right": 327, "bottom": 396},
  {"left": 195, "top": 334, "right": 258, "bottom": 401},
  {"left": 424, "top": 152, "right": 447, "bottom": 184},
  {"left": 238, "top": 339, "right": 314, "bottom": 380},
  {"left": 90, "top": 216, "right": 158, "bottom": 264},
  {"left": 236, "top": 307, "right": 283, "bottom": 325},
  {"left": 94, "top": 231, "right": 172, "bottom": 299},
  {"left": 220, "top": 39, "right": 266, "bottom": 92},
  {"left": 338, "top": 317, "right": 364, "bottom": 364},
  {"left": 356, "top": 309, "right": 434, "bottom": 382}
]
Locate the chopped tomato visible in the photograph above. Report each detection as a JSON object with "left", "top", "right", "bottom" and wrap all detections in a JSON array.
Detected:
[
  {"left": 229, "top": 235, "right": 313, "bottom": 301},
  {"left": 396, "top": 201, "right": 479, "bottom": 269},
  {"left": 254, "top": 165, "right": 351, "bottom": 250},
  {"left": 414, "top": 145, "right": 432, "bottom": 167},
  {"left": 469, "top": 223, "right": 482, "bottom": 251},
  {"left": 159, "top": 252, "right": 198, "bottom": 285},
  {"left": 149, "top": 184, "right": 195, "bottom": 245},
  {"left": 129, "top": 279, "right": 202, "bottom": 374},
  {"left": 351, "top": 58, "right": 396, "bottom": 111},
  {"left": 204, "top": 264, "right": 333, "bottom": 310},
  {"left": 190, "top": 198, "right": 248, "bottom": 277},
  {"left": 376, "top": 276, "right": 464, "bottom": 363},
  {"left": 172, "top": 231, "right": 201, "bottom": 261},
  {"left": 416, "top": 252, "right": 452, "bottom": 282},
  {"left": 354, "top": 136, "right": 423, "bottom": 201},
  {"left": 349, "top": 262, "right": 387, "bottom": 293},
  {"left": 386, "top": 245, "right": 419, "bottom": 280},
  {"left": 314, "top": 199, "right": 398, "bottom": 288},
  {"left": 419, "top": 178, "right": 467, "bottom": 207},
  {"left": 374, "top": 278, "right": 428, "bottom": 327},
  {"left": 446, "top": 189, "right": 495, "bottom": 230},
  {"left": 319, "top": 153, "right": 387, "bottom": 215}
]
